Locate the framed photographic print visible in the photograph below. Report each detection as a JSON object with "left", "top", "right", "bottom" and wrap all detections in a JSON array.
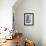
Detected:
[{"left": 24, "top": 13, "right": 34, "bottom": 26}]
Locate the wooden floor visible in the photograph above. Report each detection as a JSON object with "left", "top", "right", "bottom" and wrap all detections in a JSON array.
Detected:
[{"left": 0, "top": 39, "right": 16, "bottom": 46}]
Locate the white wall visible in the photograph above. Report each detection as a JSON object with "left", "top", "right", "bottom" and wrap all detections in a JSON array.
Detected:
[
  {"left": 13, "top": 0, "right": 41, "bottom": 46},
  {"left": 41, "top": 0, "right": 46, "bottom": 46},
  {"left": 0, "top": 0, "right": 16, "bottom": 29}
]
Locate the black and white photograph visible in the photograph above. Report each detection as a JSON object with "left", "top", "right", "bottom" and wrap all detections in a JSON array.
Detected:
[{"left": 24, "top": 13, "right": 34, "bottom": 26}]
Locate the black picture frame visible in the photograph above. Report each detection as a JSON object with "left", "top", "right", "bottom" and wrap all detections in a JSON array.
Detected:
[{"left": 24, "top": 13, "right": 34, "bottom": 26}]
